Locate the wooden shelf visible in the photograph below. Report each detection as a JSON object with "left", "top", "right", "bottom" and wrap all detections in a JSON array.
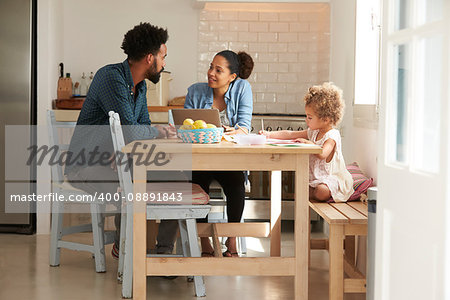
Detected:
[{"left": 147, "top": 105, "right": 183, "bottom": 112}]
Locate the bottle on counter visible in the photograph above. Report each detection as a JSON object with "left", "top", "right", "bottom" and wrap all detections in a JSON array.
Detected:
[
  {"left": 87, "top": 71, "right": 94, "bottom": 92},
  {"left": 80, "top": 72, "right": 88, "bottom": 96},
  {"left": 70, "top": 72, "right": 80, "bottom": 97}
]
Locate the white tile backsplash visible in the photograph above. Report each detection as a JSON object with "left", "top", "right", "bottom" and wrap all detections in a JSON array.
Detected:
[
  {"left": 269, "top": 22, "right": 289, "bottom": 32},
  {"left": 252, "top": 62, "right": 269, "bottom": 73},
  {"left": 228, "top": 42, "right": 249, "bottom": 52},
  {"left": 210, "top": 21, "right": 229, "bottom": 31},
  {"left": 257, "top": 72, "right": 278, "bottom": 83},
  {"left": 249, "top": 42, "right": 268, "bottom": 52},
  {"left": 278, "top": 73, "right": 298, "bottom": 83},
  {"left": 209, "top": 41, "right": 230, "bottom": 52},
  {"left": 249, "top": 22, "right": 269, "bottom": 32},
  {"left": 200, "top": 10, "right": 219, "bottom": 21},
  {"left": 289, "top": 22, "right": 309, "bottom": 32},
  {"left": 219, "top": 11, "right": 238, "bottom": 21},
  {"left": 268, "top": 63, "right": 288, "bottom": 73},
  {"left": 238, "top": 11, "right": 258, "bottom": 21},
  {"left": 198, "top": 5, "right": 330, "bottom": 114},
  {"left": 256, "top": 53, "right": 278, "bottom": 63},
  {"left": 219, "top": 32, "right": 238, "bottom": 42},
  {"left": 238, "top": 32, "right": 258, "bottom": 42},
  {"left": 258, "top": 32, "right": 278, "bottom": 43},
  {"left": 278, "top": 53, "right": 298, "bottom": 63},
  {"left": 268, "top": 43, "right": 288, "bottom": 53},
  {"left": 278, "top": 32, "right": 298, "bottom": 43},
  {"left": 229, "top": 22, "right": 249, "bottom": 32},
  {"left": 279, "top": 12, "right": 298, "bottom": 22},
  {"left": 198, "top": 31, "right": 218, "bottom": 42},
  {"left": 259, "top": 12, "right": 279, "bottom": 22}
]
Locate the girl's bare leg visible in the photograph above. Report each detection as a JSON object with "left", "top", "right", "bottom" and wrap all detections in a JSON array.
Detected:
[{"left": 313, "top": 184, "right": 331, "bottom": 201}]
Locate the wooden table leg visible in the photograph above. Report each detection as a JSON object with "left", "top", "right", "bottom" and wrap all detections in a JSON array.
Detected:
[
  {"left": 270, "top": 170, "right": 282, "bottom": 257},
  {"left": 295, "top": 155, "right": 309, "bottom": 300},
  {"left": 133, "top": 163, "right": 147, "bottom": 300},
  {"left": 329, "top": 224, "right": 344, "bottom": 300}
]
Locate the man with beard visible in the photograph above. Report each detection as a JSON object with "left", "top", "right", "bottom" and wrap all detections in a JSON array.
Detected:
[{"left": 65, "top": 22, "right": 177, "bottom": 261}]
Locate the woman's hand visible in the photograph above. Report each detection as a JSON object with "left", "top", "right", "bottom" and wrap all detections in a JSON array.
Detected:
[
  {"left": 293, "top": 138, "right": 313, "bottom": 144},
  {"left": 223, "top": 125, "right": 237, "bottom": 135}
]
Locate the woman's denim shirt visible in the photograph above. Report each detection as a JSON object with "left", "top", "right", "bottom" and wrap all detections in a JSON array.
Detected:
[{"left": 184, "top": 79, "right": 253, "bottom": 131}]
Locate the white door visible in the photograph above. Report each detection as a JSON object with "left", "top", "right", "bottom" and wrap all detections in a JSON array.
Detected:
[{"left": 376, "top": 1, "right": 450, "bottom": 299}]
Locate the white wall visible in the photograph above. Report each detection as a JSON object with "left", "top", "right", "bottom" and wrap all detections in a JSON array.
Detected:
[
  {"left": 36, "top": 0, "right": 64, "bottom": 234},
  {"left": 329, "top": 0, "right": 377, "bottom": 181},
  {"left": 60, "top": 0, "right": 200, "bottom": 100}
]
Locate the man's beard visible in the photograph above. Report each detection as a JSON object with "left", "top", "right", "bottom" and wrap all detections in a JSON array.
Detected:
[{"left": 146, "top": 60, "right": 164, "bottom": 84}]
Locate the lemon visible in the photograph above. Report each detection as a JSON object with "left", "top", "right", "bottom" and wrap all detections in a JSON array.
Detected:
[
  {"left": 183, "top": 118, "right": 194, "bottom": 126},
  {"left": 193, "top": 120, "right": 207, "bottom": 129},
  {"left": 206, "top": 123, "right": 216, "bottom": 128},
  {"left": 179, "top": 124, "right": 193, "bottom": 130}
]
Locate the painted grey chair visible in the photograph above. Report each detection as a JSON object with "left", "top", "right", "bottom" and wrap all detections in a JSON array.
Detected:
[
  {"left": 47, "top": 110, "right": 118, "bottom": 273},
  {"left": 108, "top": 111, "right": 211, "bottom": 298}
]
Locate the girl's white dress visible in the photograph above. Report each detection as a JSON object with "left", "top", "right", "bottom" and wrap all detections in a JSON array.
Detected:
[{"left": 308, "top": 128, "right": 354, "bottom": 202}]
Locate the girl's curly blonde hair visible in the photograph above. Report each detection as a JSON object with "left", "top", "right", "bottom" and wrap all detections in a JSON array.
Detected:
[{"left": 303, "top": 82, "right": 345, "bottom": 126}]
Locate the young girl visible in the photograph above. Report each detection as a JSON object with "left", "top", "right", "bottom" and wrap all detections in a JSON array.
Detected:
[{"left": 260, "top": 82, "right": 354, "bottom": 202}]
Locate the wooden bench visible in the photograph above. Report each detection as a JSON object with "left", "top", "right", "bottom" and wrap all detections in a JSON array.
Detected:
[{"left": 309, "top": 200, "right": 368, "bottom": 300}]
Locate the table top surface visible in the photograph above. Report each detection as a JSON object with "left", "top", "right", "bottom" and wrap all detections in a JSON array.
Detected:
[{"left": 122, "top": 139, "right": 322, "bottom": 154}]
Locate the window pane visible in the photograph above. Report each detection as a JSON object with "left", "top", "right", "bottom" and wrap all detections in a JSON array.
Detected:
[
  {"left": 354, "top": 0, "right": 380, "bottom": 105},
  {"left": 394, "top": 0, "right": 411, "bottom": 31},
  {"left": 417, "top": 0, "right": 443, "bottom": 25},
  {"left": 413, "top": 35, "right": 442, "bottom": 173},
  {"left": 391, "top": 44, "right": 409, "bottom": 163}
]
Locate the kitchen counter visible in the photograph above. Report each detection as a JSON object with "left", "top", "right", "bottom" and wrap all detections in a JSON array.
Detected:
[{"left": 53, "top": 105, "right": 183, "bottom": 123}]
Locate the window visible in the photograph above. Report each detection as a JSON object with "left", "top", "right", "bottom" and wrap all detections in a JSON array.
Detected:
[
  {"left": 385, "top": 0, "right": 445, "bottom": 174},
  {"left": 353, "top": 0, "right": 381, "bottom": 129}
]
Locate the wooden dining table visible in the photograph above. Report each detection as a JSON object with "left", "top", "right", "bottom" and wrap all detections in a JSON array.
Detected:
[{"left": 122, "top": 139, "right": 321, "bottom": 300}]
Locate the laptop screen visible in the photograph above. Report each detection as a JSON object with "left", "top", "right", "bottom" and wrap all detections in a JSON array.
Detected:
[{"left": 170, "top": 108, "right": 221, "bottom": 127}]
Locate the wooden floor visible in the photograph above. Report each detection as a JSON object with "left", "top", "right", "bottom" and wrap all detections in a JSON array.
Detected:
[{"left": 0, "top": 223, "right": 365, "bottom": 300}]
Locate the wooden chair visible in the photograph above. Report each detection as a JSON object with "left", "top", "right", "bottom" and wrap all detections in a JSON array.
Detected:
[
  {"left": 309, "top": 199, "right": 368, "bottom": 300},
  {"left": 108, "top": 111, "right": 212, "bottom": 298},
  {"left": 47, "top": 110, "right": 118, "bottom": 273}
]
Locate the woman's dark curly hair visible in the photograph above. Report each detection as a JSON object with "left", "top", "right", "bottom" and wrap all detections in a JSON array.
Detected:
[
  {"left": 216, "top": 50, "right": 254, "bottom": 80},
  {"left": 303, "top": 82, "right": 345, "bottom": 126},
  {"left": 121, "top": 22, "right": 168, "bottom": 61}
]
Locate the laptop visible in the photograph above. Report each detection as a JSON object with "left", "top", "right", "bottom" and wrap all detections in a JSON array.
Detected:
[{"left": 170, "top": 108, "right": 222, "bottom": 127}]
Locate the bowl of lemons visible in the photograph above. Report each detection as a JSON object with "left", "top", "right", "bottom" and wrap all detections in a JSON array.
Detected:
[{"left": 177, "top": 118, "right": 224, "bottom": 144}]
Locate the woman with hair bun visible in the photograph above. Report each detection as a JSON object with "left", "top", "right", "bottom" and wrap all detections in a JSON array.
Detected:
[{"left": 184, "top": 50, "right": 254, "bottom": 257}]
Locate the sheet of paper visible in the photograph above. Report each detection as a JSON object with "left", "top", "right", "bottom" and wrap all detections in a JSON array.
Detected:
[
  {"left": 266, "top": 138, "right": 299, "bottom": 144},
  {"left": 222, "top": 135, "right": 236, "bottom": 143},
  {"left": 266, "top": 138, "right": 318, "bottom": 147}
]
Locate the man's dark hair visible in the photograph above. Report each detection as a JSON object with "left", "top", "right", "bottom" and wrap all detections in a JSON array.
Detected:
[{"left": 121, "top": 22, "right": 168, "bottom": 61}]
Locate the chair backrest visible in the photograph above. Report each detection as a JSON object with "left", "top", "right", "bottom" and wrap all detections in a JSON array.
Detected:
[
  {"left": 108, "top": 111, "right": 133, "bottom": 197},
  {"left": 46, "top": 110, "right": 77, "bottom": 184},
  {"left": 168, "top": 109, "right": 174, "bottom": 126}
]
